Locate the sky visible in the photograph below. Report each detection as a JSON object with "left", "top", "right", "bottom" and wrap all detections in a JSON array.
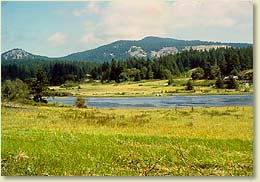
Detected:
[{"left": 1, "top": 0, "right": 253, "bottom": 57}]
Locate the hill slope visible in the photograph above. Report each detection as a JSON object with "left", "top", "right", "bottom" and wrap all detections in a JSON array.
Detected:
[
  {"left": 1, "top": 48, "right": 51, "bottom": 62},
  {"left": 2, "top": 36, "right": 251, "bottom": 62},
  {"left": 60, "top": 36, "right": 252, "bottom": 62}
]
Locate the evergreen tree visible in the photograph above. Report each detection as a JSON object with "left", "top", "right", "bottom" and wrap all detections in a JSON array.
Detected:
[
  {"left": 140, "top": 67, "right": 148, "bottom": 79},
  {"left": 210, "top": 65, "right": 221, "bottom": 79},
  {"left": 186, "top": 80, "right": 194, "bottom": 90},
  {"left": 200, "top": 59, "right": 211, "bottom": 79},
  {"left": 147, "top": 65, "right": 154, "bottom": 79},
  {"left": 215, "top": 75, "right": 224, "bottom": 89},
  {"left": 110, "top": 59, "right": 117, "bottom": 81},
  {"left": 225, "top": 48, "right": 241, "bottom": 75},
  {"left": 30, "top": 68, "right": 48, "bottom": 102},
  {"left": 90, "top": 67, "right": 99, "bottom": 80},
  {"left": 134, "top": 71, "right": 141, "bottom": 81}
]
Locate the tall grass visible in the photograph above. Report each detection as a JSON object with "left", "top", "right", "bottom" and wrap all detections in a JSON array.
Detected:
[
  {"left": 49, "top": 79, "right": 253, "bottom": 97},
  {"left": 1, "top": 105, "right": 253, "bottom": 176}
]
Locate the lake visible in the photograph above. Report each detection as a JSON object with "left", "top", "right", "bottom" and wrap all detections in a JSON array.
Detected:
[{"left": 47, "top": 94, "right": 253, "bottom": 108}]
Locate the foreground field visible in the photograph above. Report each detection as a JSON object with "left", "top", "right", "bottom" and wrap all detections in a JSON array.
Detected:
[
  {"left": 49, "top": 79, "right": 253, "bottom": 97},
  {"left": 1, "top": 105, "right": 253, "bottom": 176}
]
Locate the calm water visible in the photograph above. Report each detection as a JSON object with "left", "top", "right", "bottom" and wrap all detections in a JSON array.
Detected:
[{"left": 47, "top": 95, "right": 253, "bottom": 108}]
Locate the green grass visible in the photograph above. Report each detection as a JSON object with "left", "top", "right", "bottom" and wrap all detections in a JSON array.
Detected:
[
  {"left": 1, "top": 105, "right": 253, "bottom": 176},
  {"left": 49, "top": 79, "right": 253, "bottom": 97}
]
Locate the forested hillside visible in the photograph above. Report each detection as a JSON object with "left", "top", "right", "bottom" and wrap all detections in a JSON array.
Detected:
[
  {"left": 2, "top": 36, "right": 251, "bottom": 62},
  {"left": 1, "top": 60, "right": 99, "bottom": 85},
  {"left": 62, "top": 36, "right": 251, "bottom": 62},
  {"left": 1, "top": 46, "right": 253, "bottom": 86}
]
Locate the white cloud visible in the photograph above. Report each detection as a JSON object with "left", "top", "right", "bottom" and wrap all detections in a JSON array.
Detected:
[
  {"left": 81, "top": 33, "right": 106, "bottom": 46},
  {"left": 77, "top": 0, "right": 252, "bottom": 49},
  {"left": 169, "top": 0, "right": 251, "bottom": 29},
  {"left": 100, "top": 0, "right": 170, "bottom": 40},
  {"left": 48, "top": 32, "right": 67, "bottom": 46},
  {"left": 72, "top": 1, "right": 100, "bottom": 16}
]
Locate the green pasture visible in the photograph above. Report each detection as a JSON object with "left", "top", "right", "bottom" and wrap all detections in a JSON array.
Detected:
[{"left": 1, "top": 105, "right": 253, "bottom": 176}]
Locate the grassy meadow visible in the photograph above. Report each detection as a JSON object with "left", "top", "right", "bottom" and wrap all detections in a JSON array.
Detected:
[
  {"left": 1, "top": 104, "right": 253, "bottom": 176},
  {"left": 49, "top": 79, "right": 253, "bottom": 97}
]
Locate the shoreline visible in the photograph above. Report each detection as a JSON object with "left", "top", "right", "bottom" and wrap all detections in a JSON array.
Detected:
[{"left": 50, "top": 92, "right": 254, "bottom": 98}]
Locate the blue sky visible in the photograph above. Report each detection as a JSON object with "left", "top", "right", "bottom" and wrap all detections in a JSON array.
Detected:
[{"left": 1, "top": 0, "right": 253, "bottom": 57}]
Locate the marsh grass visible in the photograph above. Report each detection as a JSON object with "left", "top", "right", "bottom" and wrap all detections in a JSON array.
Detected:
[
  {"left": 49, "top": 79, "right": 253, "bottom": 97},
  {"left": 1, "top": 105, "right": 253, "bottom": 176}
]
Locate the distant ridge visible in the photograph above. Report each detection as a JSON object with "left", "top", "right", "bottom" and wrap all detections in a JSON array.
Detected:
[
  {"left": 2, "top": 36, "right": 252, "bottom": 62},
  {"left": 1, "top": 48, "right": 51, "bottom": 61}
]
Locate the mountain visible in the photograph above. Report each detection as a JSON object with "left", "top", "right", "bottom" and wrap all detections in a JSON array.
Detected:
[
  {"left": 61, "top": 36, "right": 252, "bottom": 62},
  {"left": 1, "top": 48, "right": 50, "bottom": 61},
  {"left": 1, "top": 36, "right": 252, "bottom": 62}
]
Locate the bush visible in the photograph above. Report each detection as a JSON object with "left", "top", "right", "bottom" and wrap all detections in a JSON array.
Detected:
[
  {"left": 134, "top": 72, "right": 141, "bottom": 81},
  {"left": 191, "top": 68, "right": 204, "bottom": 80},
  {"left": 226, "top": 77, "right": 239, "bottom": 89},
  {"left": 244, "top": 87, "right": 250, "bottom": 92},
  {"left": 215, "top": 76, "right": 224, "bottom": 89},
  {"left": 186, "top": 80, "right": 194, "bottom": 90},
  {"left": 1, "top": 79, "right": 30, "bottom": 102},
  {"left": 60, "top": 81, "right": 79, "bottom": 89},
  {"left": 168, "top": 78, "right": 174, "bottom": 85},
  {"left": 75, "top": 97, "right": 86, "bottom": 108}
]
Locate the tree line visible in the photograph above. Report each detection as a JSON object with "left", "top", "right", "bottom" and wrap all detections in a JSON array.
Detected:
[
  {"left": 1, "top": 60, "right": 98, "bottom": 85},
  {"left": 1, "top": 46, "right": 253, "bottom": 103},
  {"left": 2, "top": 46, "right": 253, "bottom": 86},
  {"left": 92, "top": 46, "right": 253, "bottom": 82}
]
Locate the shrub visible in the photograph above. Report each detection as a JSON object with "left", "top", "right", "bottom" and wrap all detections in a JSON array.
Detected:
[
  {"left": 60, "top": 81, "right": 79, "bottom": 89},
  {"left": 134, "top": 72, "right": 141, "bottom": 81},
  {"left": 186, "top": 80, "right": 194, "bottom": 90},
  {"left": 168, "top": 78, "right": 174, "bottom": 85},
  {"left": 1, "top": 79, "right": 30, "bottom": 102},
  {"left": 244, "top": 87, "right": 250, "bottom": 92},
  {"left": 215, "top": 76, "right": 224, "bottom": 89},
  {"left": 191, "top": 68, "right": 204, "bottom": 80},
  {"left": 226, "top": 77, "right": 239, "bottom": 89},
  {"left": 75, "top": 97, "right": 86, "bottom": 108}
]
